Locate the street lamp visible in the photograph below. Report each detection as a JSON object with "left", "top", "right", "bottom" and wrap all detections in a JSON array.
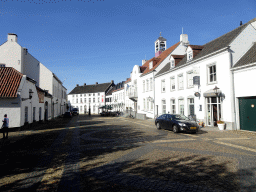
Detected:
[{"left": 22, "top": 89, "right": 34, "bottom": 101}]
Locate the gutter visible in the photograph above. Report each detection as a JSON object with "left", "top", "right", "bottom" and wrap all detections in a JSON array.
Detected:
[{"left": 230, "top": 62, "right": 256, "bottom": 71}]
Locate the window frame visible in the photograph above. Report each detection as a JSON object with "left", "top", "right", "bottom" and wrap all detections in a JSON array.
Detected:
[
  {"left": 178, "top": 74, "right": 184, "bottom": 90},
  {"left": 187, "top": 70, "right": 194, "bottom": 88},
  {"left": 207, "top": 64, "right": 217, "bottom": 84},
  {"left": 170, "top": 76, "right": 175, "bottom": 91},
  {"left": 161, "top": 79, "right": 166, "bottom": 92}
]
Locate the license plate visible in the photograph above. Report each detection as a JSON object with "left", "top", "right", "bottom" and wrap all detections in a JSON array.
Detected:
[{"left": 190, "top": 127, "right": 197, "bottom": 129}]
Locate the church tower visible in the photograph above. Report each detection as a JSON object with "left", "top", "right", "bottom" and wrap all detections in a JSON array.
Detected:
[{"left": 155, "top": 32, "right": 167, "bottom": 57}]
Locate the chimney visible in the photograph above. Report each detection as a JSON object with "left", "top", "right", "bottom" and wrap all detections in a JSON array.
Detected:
[
  {"left": 111, "top": 80, "right": 114, "bottom": 84},
  {"left": 95, "top": 82, "right": 98, "bottom": 85},
  {"left": 23, "top": 48, "right": 28, "bottom": 55},
  {"left": 8, "top": 33, "right": 18, "bottom": 42},
  {"left": 76, "top": 84, "right": 79, "bottom": 87},
  {"left": 240, "top": 21, "right": 243, "bottom": 26},
  {"left": 180, "top": 34, "right": 189, "bottom": 45},
  {"left": 142, "top": 59, "right": 147, "bottom": 65},
  {"left": 84, "top": 83, "right": 86, "bottom": 86}
]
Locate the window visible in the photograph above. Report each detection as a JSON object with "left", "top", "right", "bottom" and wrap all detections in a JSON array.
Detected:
[
  {"left": 161, "top": 79, "right": 166, "bottom": 92},
  {"left": 179, "top": 99, "right": 184, "bottom": 115},
  {"left": 187, "top": 71, "right": 194, "bottom": 88},
  {"left": 93, "top": 93, "right": 95, "bottom": 96},
  {"left": 84, "top": 98, "right": 86, "bottom": 103},
  {"left": 147, "top": 100, "right": 149, "bottom": 111},
  {"left": 98, "top": 93, "right": 100, "bottom": 96},
  {"left": 188, "top": 98, "right": 195, "bottom": 115},
  {"left": 80, "top": 94, "right": 82, "bottom": 97},
  {"left": 188, "top": 51, "right": 193, "bottom": 61},
  {"left": 171, "top": 99, "right": 176, "bottom": 114},
  {"left": 208, "top": 65, "right": 216, "bottom": 83},
  {"left": 146, "top": 79, "right": 149, "bottom": 91},
  {"left": 149, "top": 61, "right": 153, "bottom": 69},
  {"left": 171, "top": 60, "right": 175, "bottom": 68},
  {"left": 76, "top": 94, "right": 78, "bottom": 97},
  {"left": 80, "top": 98, "right": 82, "bottom": 103},
  {"left": 93, "top": 105, "right": 95, "bottom": 112},
  {"left": 170, "top": 76, "right": 175, "bottom": 91},
  {"left": 25, "top": 107, "right": 28, "bottom": 123},
  {"left": 93, "top": 98, "right": 95, "bottom": 103},
  {"left": 143, "top": 98, "right": 146, "bottom": 110},
  {"left": 76, "top": 98, "right": 78, "bottom": 103},
  {"left": 98, "top": 97, "right": 100, "bottom": 102},
  {"left": 84, "top": 94, "right": 86, "bottom": 97},
  {"left": 150, "top": 78, "right": 153, "bottom": 91},
  {"left": 89, "top": 98, "right": 91, "bottom": 103},
  {"left": 178, "top": 74, "right": 184, "bottom": 90},
  {"left": 151, "top": 100, "right": 153, "bottom": 110},
  {"left": 89, "top": 94, "right": 91, "bottom": 96},
  {"left": 162, "top": 100, "right": 166, "bottom": 114},
  {"left": 143, "top": 80, "right": 145, "bottom": 92},
  {"left": 72, "top": 95, "right": 74, "bottom": 98},
  {"left": 80, "top": 106, "right": 82, "bottom": 111}
]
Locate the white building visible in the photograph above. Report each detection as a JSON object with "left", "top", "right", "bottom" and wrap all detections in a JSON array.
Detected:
[
  {"left": 232, "top": 40, "right": 256, "bottom": 131},
  {"left": 155, "top": 18, "right": 256, "bottom": 130},
  {"left": 0, "top": 33, "right": 67, "bottom": 127},
  {"left": 127, "top": 33, "right": 189, "bottom": 118},
  {"left": 68, "top": 81, "right": 114, "bottom": 114}
]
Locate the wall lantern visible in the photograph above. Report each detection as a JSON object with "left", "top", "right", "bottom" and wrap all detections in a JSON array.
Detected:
[
  {"left": 213, "top": 86, "right": 220, "bottom": 96},
  {"left": 53, "top": 99, "right": 58, "bottom": 104},
  {"left": 22, "top": 89, "right": 34, "bottom": 101},
  {"left": 147, "top": 96, "right": 154, "bottom": 103}
]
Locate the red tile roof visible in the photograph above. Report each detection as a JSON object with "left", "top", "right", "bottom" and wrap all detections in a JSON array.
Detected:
[
  {"left": 113, "top": 87, "right": 124, "bottom": 93},
  {"left": 0, "top": 67, "right": 23, "bottom": 98},
  {"left": 124, "top": 78, "right": 131, "bottom": 84},
  {"left": 141, "top": 42, "right": 180, "bottom": 76}
]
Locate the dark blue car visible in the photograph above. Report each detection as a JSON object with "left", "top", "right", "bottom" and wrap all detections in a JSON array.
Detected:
[{"left": 155, "top": 114, "right": 199, "bottom": 133}]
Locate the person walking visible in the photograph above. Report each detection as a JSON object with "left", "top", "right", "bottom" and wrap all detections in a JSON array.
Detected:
[{"left": 2, "top": 114, "right": 9, "bottom": 139}]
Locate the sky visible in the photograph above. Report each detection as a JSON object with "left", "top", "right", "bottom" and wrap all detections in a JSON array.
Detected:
[{"left": 0, "top": 0, "right": 255, "bottom": 93}]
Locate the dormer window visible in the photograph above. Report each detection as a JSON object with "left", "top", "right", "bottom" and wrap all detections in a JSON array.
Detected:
[
  {"left": 171, "top": 60, "right": 175, "bottom": 68},
  {"left": 149, "top": 61, "right": 153, "bottom": 69},
  {"left": 188, "top": 51, "right": 193, "bottom": 61}
]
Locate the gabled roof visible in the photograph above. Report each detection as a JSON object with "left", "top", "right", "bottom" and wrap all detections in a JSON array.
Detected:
[
  {"left": 176, "top": 22, "right": 249, "bottom": 67},
  {"left": 69, "top": 82, "right": 113, "bottom": 94},
  {"left": 156, "top": 36, "right": 167, "bottom": 42},
  {"left": 233, "top": 43, "right": 256, "bottom": 68},
  {"left": 124, "top": 78, "right": 131, "bottom": 84},
  {"left": 0, "top": 67, "right": 23, "bottom": 98},
  {"left": 141, "top": 42, "right": 180, "bottom": 76}
]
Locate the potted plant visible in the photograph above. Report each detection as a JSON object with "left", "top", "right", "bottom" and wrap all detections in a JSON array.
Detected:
[{"left": 217, "top": 120, "right": 225, "bottom": 130}]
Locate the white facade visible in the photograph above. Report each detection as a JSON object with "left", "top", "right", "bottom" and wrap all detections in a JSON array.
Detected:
[
  {"left": 112, "top": 88, "right": 125, "bottom": 111},
  {"left": 68, "top": 92, "right": 106, "bottom": 114},
  {"left": 0, "top": 33, "right": 67, "bottom": 126}
]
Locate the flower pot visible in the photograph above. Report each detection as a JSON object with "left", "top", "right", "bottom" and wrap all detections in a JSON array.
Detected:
[{"left": 218, "top": 124, "right": 225, "bottom": 130}]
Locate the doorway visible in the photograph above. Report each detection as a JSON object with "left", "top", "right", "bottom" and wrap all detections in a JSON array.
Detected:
[{"left": 206, "top": 97, "right": 221, "bottom": 126}]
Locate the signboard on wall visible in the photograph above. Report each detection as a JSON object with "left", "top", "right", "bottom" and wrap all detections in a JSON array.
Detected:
[{"left": 193, "top": 76, "right": 200, "bottom": 85}]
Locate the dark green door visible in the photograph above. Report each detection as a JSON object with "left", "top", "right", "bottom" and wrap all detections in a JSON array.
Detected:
[{"left": 239, "top": 97, "right": 256, "bottom": 131}]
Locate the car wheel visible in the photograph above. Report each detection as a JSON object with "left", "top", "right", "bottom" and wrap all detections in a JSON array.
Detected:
[
  {"left": 173, "top": 125, "right": 179, "bottom": 133},
  {"left": 156, "top": 122, "right": 161, "bottom": 129}
]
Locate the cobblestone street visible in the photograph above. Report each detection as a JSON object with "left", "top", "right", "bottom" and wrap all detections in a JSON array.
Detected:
[{"left": 0, "top": 114, "right": 256, "bottom": 191}]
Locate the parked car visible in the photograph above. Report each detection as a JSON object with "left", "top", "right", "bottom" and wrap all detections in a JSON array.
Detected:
[
  {"left": 71, "top": 108, "right": 79, "bottom": 115},
  {"left": 155, "top": 114, "right": 199, "bottom": 133},
  {"left": 63, "top": 112, "right": 72, "bottom": 118},
  {"left": 100, "top": 111, "right": 109, "bottom": 116}
]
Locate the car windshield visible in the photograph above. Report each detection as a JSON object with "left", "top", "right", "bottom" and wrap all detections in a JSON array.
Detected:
[{"left": 173, "top": 115, "right": 190, "bottom": 121}]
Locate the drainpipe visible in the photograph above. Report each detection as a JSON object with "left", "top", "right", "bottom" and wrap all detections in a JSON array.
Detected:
[
  {"left": 229, "top": 50, "right": 237, "bottom": 130},
  {"left": 153, "top": 70, "right": 156, "bottom": 119}
]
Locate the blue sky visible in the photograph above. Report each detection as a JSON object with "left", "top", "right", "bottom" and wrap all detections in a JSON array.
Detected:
[{"left": 0, "top": 0, "right": 255, "bottom": 93}]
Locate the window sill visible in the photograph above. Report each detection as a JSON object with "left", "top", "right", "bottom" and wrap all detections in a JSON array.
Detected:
[
  {"left": 170, "top": 89, "right": 176, "bottom": 92},
  {"left": 207, "top": 81, "right": 217, "bottom": 85},
  {"left": 178, "top": 88, "right": 184, "bottom": 90},
  {"left": 187, "top": 86, "right": 194, "bottom": 89}
]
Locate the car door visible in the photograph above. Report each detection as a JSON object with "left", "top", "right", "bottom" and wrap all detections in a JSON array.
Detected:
[
  {"left": 161, "top": 114, "right": 168, "bottom": 129},
  {"left": 166, "top": 114, "right": 174, "bottom": 130}
]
